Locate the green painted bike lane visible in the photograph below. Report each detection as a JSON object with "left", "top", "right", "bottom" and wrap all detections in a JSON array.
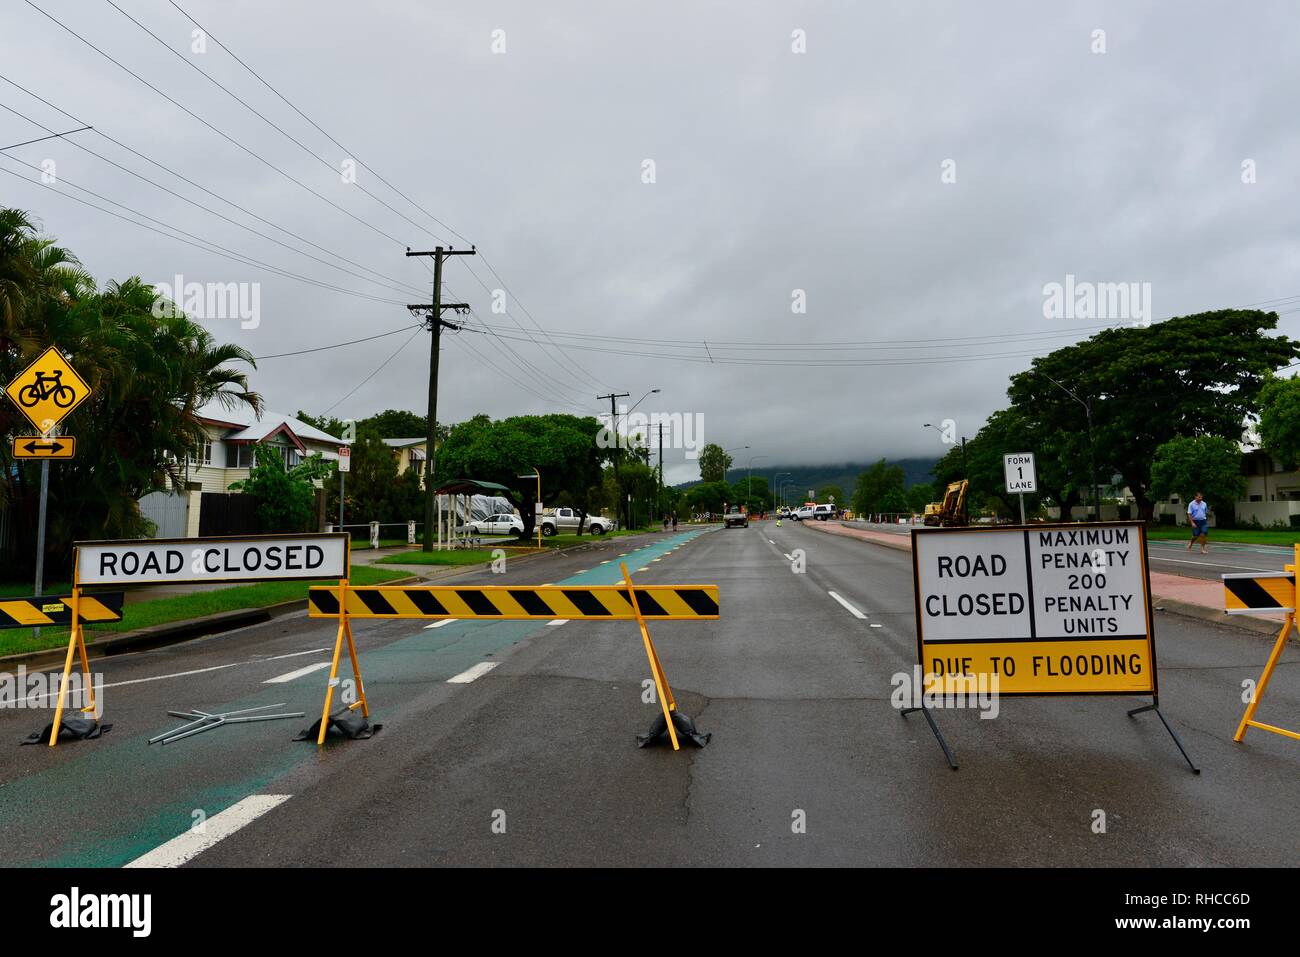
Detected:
[{"left": 3, "top": 526, "right": 714, "bottom": 867}]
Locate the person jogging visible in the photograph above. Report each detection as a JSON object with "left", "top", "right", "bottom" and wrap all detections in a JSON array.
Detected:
[{"left": 1187, "top": 492, "right": 1209, "bottom": 554}]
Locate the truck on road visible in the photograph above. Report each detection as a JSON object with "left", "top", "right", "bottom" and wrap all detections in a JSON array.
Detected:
[{"left": 538, "top": 507, "right": 617, "bottom": 536}]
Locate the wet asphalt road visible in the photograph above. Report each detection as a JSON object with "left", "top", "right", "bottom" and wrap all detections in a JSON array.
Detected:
[{"left": 2, "top": 523, "right": 1298, "bottom": 867}]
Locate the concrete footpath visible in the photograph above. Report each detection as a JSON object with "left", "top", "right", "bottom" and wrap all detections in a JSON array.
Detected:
[{"left": 804, "top": 520, "right": 1289, "bottom": 637}]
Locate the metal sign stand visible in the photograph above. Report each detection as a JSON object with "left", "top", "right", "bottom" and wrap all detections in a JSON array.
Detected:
[{"left": 150, "top": 703, "right": 305, "bottom": 745}]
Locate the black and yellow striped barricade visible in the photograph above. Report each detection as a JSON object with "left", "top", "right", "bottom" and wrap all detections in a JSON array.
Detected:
[
  {"left": 6, "top": 590, "right": 123, "bottom": 744},
  {"left": 308, "top": 565, "right": 720, "bottom": 750},
  {"left": 0, "top": 592, "right": 122, "bottom": 628},
  {"left": 1224, "top": 559, "right": 1300, "bottom": 746}
]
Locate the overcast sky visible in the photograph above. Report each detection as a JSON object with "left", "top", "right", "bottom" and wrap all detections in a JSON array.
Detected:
[{"left": 3, "top": 0, "right": 1299, "bottom": 483}]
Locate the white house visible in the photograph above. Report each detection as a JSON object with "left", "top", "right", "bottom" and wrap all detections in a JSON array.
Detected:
[{"left": 138, "top": 402, "right": 343, "bottom": 537}]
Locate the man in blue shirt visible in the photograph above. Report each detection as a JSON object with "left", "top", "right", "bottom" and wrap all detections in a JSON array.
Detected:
[{"left": 1187, "top": 492, "right": 1209, "bottom": 554}]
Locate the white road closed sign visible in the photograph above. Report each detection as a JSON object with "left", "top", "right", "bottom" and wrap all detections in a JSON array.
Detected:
[
  {"left": 76, "top": 533, "right": 349, "bottom": 586},
  {"left": 1004, "top": 453, "right": 1036, "bottom": 494},
  {"left": 911, "top": 522, "right": 1155, "bottom": 695}
]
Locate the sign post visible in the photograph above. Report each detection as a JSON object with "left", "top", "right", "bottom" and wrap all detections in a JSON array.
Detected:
[
  {"left": 337, "top": 446, "right": 350, "bottom": 531},
  {"left": 907, "top": 521, "right": 1197, "bottom": 772},
  {"left": 1003, "top": 452, "right": 1036, "bottom": 525},
  {"left": 3, "top": 347, "right": 93, "bottom": 633}
]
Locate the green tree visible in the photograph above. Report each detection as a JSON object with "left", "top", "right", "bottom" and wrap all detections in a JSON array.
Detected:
[
  {"left": 229, "top": 445, "right": 316, "bottom": 532},
  {"left": 732, "top": 476, "right": 773, "bottom": 512},
  {"left": 684, "top": 480, "right": 732, "bottom": 515},
  {"left": 817, "top": 484, "right": 845, "bottom": 505},
  {"left": 0, "top": 210, "right": 260, "bottom": 571},
  {"left": 906, "top": 482, "right": 936, "bottom": 513},
  {"left": 435, "top": 413, "right": 607, "bottom": 535},
  {"left": 1257, "top": 374, "right": 1300, "bottom": 468},
  {"left": 697, "top": 443, "right": 732, "bottom": 483},
  {"left": 1008, "top": 310, "right": 1297, "bottom": 521},
  {"left": 1149, "top": 436, "right": 1246, "bottom": 525},
  {"left": 851, "top": 459, "right": 905, "bottom": 515},
  {"left": 879, "top": 488, "right": 909, "bottom": 515}
]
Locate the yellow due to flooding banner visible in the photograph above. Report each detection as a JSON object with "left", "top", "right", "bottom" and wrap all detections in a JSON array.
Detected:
[{"left": 911, "top": 522, "right": 1157, "bottom": 696}]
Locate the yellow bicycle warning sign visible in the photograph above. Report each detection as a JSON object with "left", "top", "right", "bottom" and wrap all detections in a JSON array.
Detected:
[{"left": 2, "top": 345, "right": 92, "bottom": 434}]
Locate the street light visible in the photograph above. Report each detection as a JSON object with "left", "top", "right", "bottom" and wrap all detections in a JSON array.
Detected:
[
  {"left": 722, "top": 445, "right": 749, "bottom": 483},
  {"left": 1040, "top": 374, "right": 1101, "bottom": 521},
  {"left": 773, "top": 471, "right": 790, "bottom": 510},
  {"left": 924, "top": 423, "right": 968, "bottom": 524}
]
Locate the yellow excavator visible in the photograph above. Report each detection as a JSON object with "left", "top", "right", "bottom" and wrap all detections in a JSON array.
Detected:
[{"left": 923, "top": 480, "right": 969, "bottom": 527}]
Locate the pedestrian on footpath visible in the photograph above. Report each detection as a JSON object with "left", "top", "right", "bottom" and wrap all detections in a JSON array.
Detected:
[
  {"left": 671, "top": 513, "right": 678, "bottom": 531},
  {"left": 1187, "top": 491, "right": 1209, "bottom": 554}
]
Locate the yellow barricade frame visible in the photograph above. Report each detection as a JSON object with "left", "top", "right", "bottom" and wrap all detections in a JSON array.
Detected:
[
  {"left": 1229, "top": 545, "right": 1300, "bottom": 745},
  {"left": 311, "top": 564, "right": 718, "bottom": 751},
  {"left": 47, "top": 533, "right": 352, "bottom": 748}
]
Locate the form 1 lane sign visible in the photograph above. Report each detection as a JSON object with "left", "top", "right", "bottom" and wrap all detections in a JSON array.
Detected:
[
  {"left": 75, "top": 533, "right": 349, "bottom": 586},
  {"left": 910, "top": 522, "right": 1155, "bottom": 695},
  {"left": 1004, "top": 452, "right": 1036, "bottom": 493}
]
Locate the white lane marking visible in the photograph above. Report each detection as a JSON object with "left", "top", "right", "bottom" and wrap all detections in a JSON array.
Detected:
[
  {"left": 828, "top": 591, "right": 868, "bottom": 619},
  {"left": 263, "top": 661, "right": 330, "bottom": 684},
  {"left": 638, "top": 567, "right": 650, "bottom": 572},
  {"left": 782, "top": 553, "right": 794, "bottom": 561},
  {"left": 870, "top": 623, "right": 883, "bottom": 628},
  {"left": 600, "top": 560, "right": 611, "bottom": 564},
  {"left": 652, "top": 558, "right": 662, "bottom": 562},
  {"left": 424, "top": 619, "right": 456, "bottom": 629},
  {"left": 447, "top": 661, "right": 499, "bottom": 684},
  {"left": 124, "top": 795, "right": 291, "bottom": 868},
  {"left": 20, "top": 648, "right": 332, "bottom": 705},
  {"left": 768, "top": 539, "right": 775, "bottom": 544},
  {"left": 548, "top": 619, "right": 568, "bottom": 627}
]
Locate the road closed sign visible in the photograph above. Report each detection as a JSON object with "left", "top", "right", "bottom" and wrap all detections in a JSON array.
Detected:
[
  {"left": 76, "top": 533, "right": 349, "bottom": 586},
  {"left": 911, "top": 522, "right": 1155, "bottom": 695},
  {"left": 1003, "top": 452, "right": 1036, "bottom": 493}
]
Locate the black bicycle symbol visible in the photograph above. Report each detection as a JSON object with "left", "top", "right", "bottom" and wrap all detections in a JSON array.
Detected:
[{"left": 17, "top": 369, "right": 76, "bottom": 409}]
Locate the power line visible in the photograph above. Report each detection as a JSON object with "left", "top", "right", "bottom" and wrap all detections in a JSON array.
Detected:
[
  {"left": 166, "top": 0, "right": 473, "bottom": 247},
  {"left": 123, "top": 0, "right": 606, "bottom": 390},
  {"left": 101, "top": 0, "right": 454, "bottom": 247},
  {"left": 0, "top": 161, "right": 406, "bottom": 305},
  {"left": 0, "top": 75, "right": 428, "bottom": 297},
  {"left": 0, "top": 124, "right": 91, "bottom": 150},
  {"left": 254, "top": 325, "right": 421, "bottom": 360},
  {"left": 0, "top": 99, "right": 428, "bottom": 299},
  {"left": 323, "top": 328, "right": 423, "bottom": 414},
  {"left": 20, "top": 0, "right": 414, "bottom": 249}
]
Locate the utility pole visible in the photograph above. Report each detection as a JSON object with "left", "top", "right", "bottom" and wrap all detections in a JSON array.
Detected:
[
  {"left": 406, "top": 245, "right": 475, "bottom": 551},
  {"left": 657, "top": 422, "right": 664, "bottom": 521},
  {"left": 597, "top": 392, "right": 630, "bottom": 528}
]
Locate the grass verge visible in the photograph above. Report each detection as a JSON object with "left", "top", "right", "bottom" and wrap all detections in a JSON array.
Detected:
[
  {"left": 1145, "top": 526, "right": 1300, "bottom": 546},
  {"left": 0, "top": 564, "right": 408, "bottom": 659},
  {"left": 375, "top": 549, "right": 501, "bottom": 566}
]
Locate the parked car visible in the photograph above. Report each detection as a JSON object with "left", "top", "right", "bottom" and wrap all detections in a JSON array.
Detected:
[
  {"left": 538, "top": 506, "right": 616, "bottom": 536},
  {"left": 724, "top": 509, "right": 748, "bottom": 528},
  {"left": 469, "top": 512, "right": 525, "bottom": 536},
  {"left": 793, "top": 504, "right": 818, "bottom": 521}
]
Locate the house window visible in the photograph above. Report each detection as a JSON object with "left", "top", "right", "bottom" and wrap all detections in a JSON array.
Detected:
[
  {"left": 234, "top": 445, "right": 255, "bottom": 469},
  {"left": 283, "top": 447, "right": 301, "bottom": 468},
  {"left": 189, "top": 439, "right": 212, "bottom": 467}
]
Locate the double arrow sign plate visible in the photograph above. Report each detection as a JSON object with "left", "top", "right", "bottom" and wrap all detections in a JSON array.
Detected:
[
  {"left": 3, "top": 346, "right": 91, "bottom": 460},
  {"left": 12, "top": 436, "right": 76, "bottom": 460}
]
